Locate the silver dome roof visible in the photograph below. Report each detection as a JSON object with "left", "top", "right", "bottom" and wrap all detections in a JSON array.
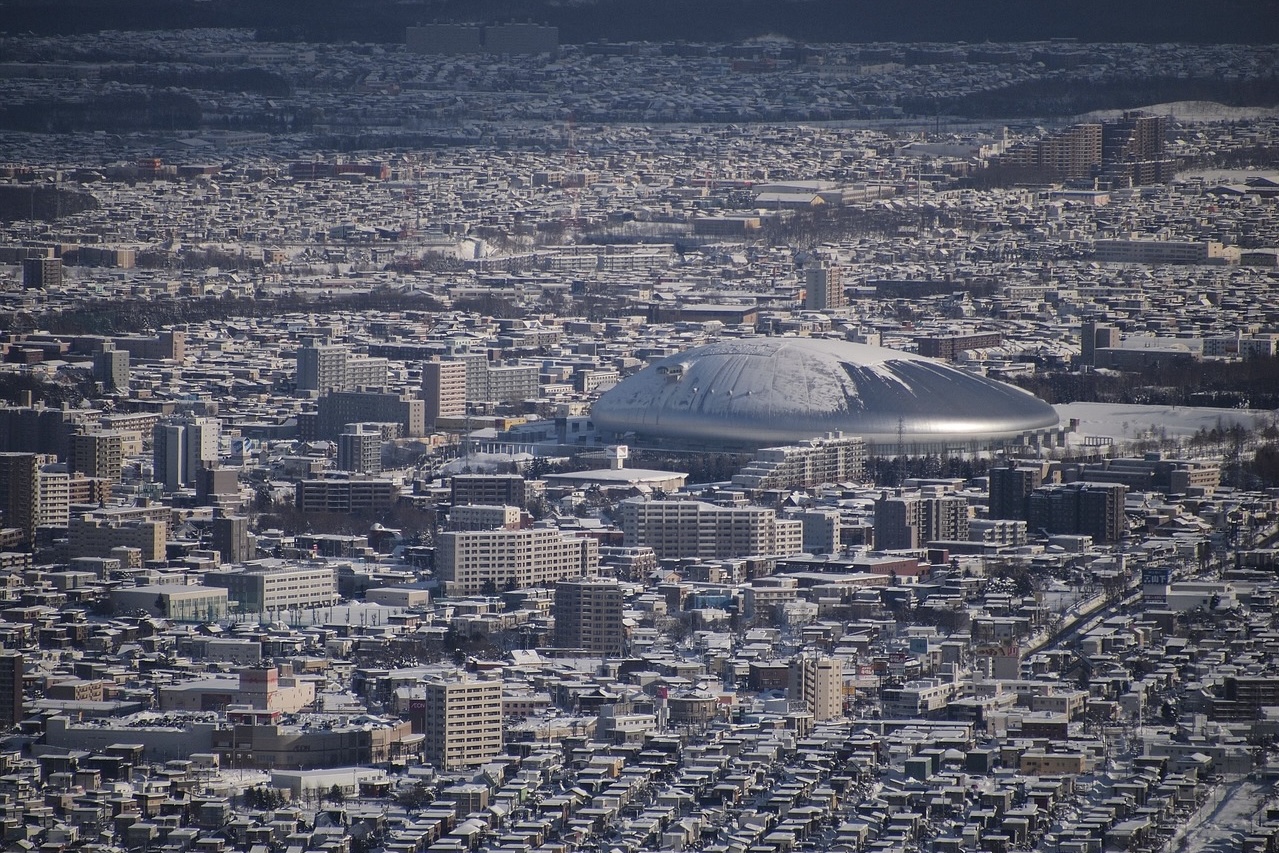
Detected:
[{"left": 591, "top": 337, "right": 1060, "bottom": 447}]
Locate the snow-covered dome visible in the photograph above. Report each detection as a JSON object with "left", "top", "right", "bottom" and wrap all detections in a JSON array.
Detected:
[{"left": 590, "top": 337, "right": 1059, "bottom": 449}]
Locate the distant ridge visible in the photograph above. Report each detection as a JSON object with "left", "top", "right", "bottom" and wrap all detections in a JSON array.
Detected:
[{"left": 2, "top": 0, "right": 1276, "bottom": 45}]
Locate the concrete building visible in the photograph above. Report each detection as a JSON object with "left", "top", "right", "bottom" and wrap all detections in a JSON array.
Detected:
[
  {"left": 422, "top": 359, "right": 467, "bottom": 429},
  {"left": 296, "top": 344, "right": 348, "bottom": 393},
  {"left": 554, "top": 576, "right": 625, "bottom": 655},
  {"left": 1093, "top": 238, "right": 1233, "bottom": 265},
  {"left": 618, "top": 498, "right": 804, "bottom": 560},
  {"left": 482, "top": 362, "right": 540, "bottom": 404},
  {"left": 804, "top": 260, "right": 845, "bottom": 311},
  {"left": 789, "top": 654, "right": 844, "bottom": 721},
  {"left": 483, "top": 23, "right": 558, "bottom": 56},
  {"left": 159, "top": 665, "right": 315, "bottom": 714},
  {"left": 203, "top": 564, "right": 337, "bottom": 613},
  {"left": 731, "top": 433, "right": 866, "bottom": 491},
  {"left": 92, "top": 344, "right": 129, "bottom": 391},
  {"left": 448, "top": 504, "right": 522, "bottom": 531},
  {"left": 70, "top": 516, "right": 166, "bottom": 562},
  {"left": 111, "top": 583, "right": 228, "bottom": 622},
  {"left": 22, "top": 256, "right": 62, "bottom": 289},
  {"left": 0, "top": 452, "right": 39, "bottom": 545},
  {"left": 989, "top": 463, "right": 1051, "bottom": 520},
  {"left": 337, "top": 423, "right": 383, "bottom": 474},
  {"left": 405, "top": 23, "right": 484, "bottom": 55},
  {"left": 451, "top": 474, "right": 527, "bottom": 508},
  {"left": 213, "top": 708, "right": 416, "bottom": 770},
  {"left": 69, "top": 431, "right": 125, "bottom": 482},
  {"left": 421, "top": 677, "right": 503, "bottom": 770},
  {"left": 0, "top": 652, "right": 22, "bottom": 730},
  {"left": 1027, "top": 481, "right": 1127, "bottom": 543},
  {"left": 210, "top": 515, "right": 252, "bottom": 564},
  {"left": 36, "top": 464, "right": 70, "bottom": 529},
  {"left": 297, "top": 343, "right": 389, "bottom": 394},
  {"left": 436, "top": 527, "right": 599, "bottom": 595},
  {"left": 295, "top": 475, "right": 398, "bottom": 514},
  {"left": 153, "top": 417, "right": 220, "bottom": 492},
  {"left": 316, "top": 390, "right": 424, "bottom": 439}
]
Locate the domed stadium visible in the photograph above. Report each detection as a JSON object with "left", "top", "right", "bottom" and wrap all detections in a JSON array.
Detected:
[{"left": 591, "top": 337, "right": 1061, "bottom": 452}]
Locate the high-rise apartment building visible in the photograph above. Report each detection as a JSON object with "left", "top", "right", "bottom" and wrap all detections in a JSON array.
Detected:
[
  {"left": 554, "top": 576, "right": 625, "bottom": 655},
  {"left": 875, "top": 491, "right": 970, "bottom": 550},
  {"left": 421, "top": 677, "right": 503, "bottom": 770},
  {"left": 1027, "top": 481, "right": 1127, "bottom": 543},
  {"left": 211, "top": 515, "right": 253, "bottom": 564},
  {"left": 789, "top": 654, "right": 844, "bottom": 721},
  {"left": 337, "top": 424, "right": 383, "bottom": 474},
  {"left": 296, "top": 344, "right": 389, "bottom": 394},
  {"left": 989, "top": 464, "right": 1050, "bottom": 520},
  {"left": 731, "top": 433, "right": 866, "bottom": 491},
  {"left": 422, "top": 359, "right": 468, "bottom": 428},
  {"left": 70, "top": 431, "right": 125, "bottom": 482},
  {"left": 436, "top": 527, "right": 599, "bottom": 595},
  {"left": 297, "top": 344, "right": 349, "bottom": 393},
  {"left": 0, "top": 452, "right": 40, "bottom": 546},
  {"left": 618, "top": 499, "right": 804, "bottom": 561},
  {"left": 804, "top": 260, "right": 845, "bottom": 311},
  {"left": 36, "top": 464, "right": 70, "bottom": 529},
  {"left": 451, "top": 474, "right": 527, "bottom": 508},
  {"left": 316, "top": 390, "right": 423, "bottom": 440},
  {"left": 93, "top": 344, "right": 130, "bottom": 391},
  {"left": 0, "top": 652, "right": 23, "bottom": 730},
  {"left": 22, "top": 256, "right": 62, "bottom": 289}
]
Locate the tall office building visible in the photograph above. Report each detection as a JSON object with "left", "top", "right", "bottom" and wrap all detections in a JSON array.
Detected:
[
  {"left": 421, "top": 677, "right": 503, "bottom": 770},
  {"left": 0, "top": 652, "right": 23, "bottom": 730},
  {"left": 422, "top": 359, "right": 467, "bottom": 428},
  {"left": 554, "top": 576, "right": 625, "bottom": 655},
  {"left": 804, "top": 260, "right": 845, "bottom": 311},
  {"left": 789, "top": 654, "right": 844, "bottom": 721},
  {"left": 337, "top": 424, "right": 383, "bottom": 474},
  {"left": 0, "top": 452, "right": 40, "bottom": 546}
]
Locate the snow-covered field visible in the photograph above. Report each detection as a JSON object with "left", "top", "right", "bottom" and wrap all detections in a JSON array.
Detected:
[
  {"left": 1081, "top": 100, "right": 1279, "bottom": 122},
  {"left": 1056, "top": 401, "right": 1276, "bottom": 443}
]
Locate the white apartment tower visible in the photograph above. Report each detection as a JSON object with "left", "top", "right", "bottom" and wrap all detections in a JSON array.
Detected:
[
  {"left": 422, "top": 359, "right": 468, "bottom": 428},
  {"left": 436, "top": 527, "right": 599, "bottom": 595},
  {"left": 422, "top": 676, "right": 503, "bottom": 770},
  {"left": 618, "top": 498, "right": 803, "bottom": 561}
]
